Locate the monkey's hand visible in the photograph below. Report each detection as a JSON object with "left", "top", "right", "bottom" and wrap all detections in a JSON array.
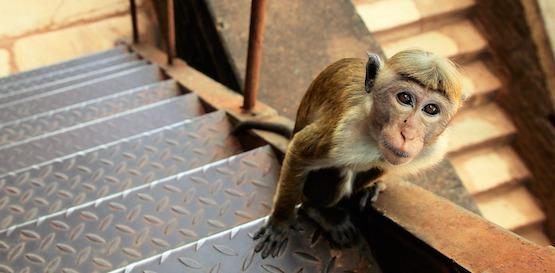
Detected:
[
  {"left": 352, "top": 181, "right": 386, "bottom": 212},
  {"left": 253, "top": 216, "right": 296, "bottom": 259}
]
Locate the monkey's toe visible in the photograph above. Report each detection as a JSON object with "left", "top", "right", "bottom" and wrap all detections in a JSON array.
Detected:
[
  {"left": 253, "top": 222, "right": 290, "bottom": 259},
  {"left": 326, "top": 219, "right": 359, "bottom": 249}
]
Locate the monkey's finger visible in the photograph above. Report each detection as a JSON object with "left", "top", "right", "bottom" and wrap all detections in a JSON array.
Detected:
[
  {"left": 261, "top": 240, "right": 276, "bottom": 259},
  {"left": 358, "top": 191, "right": 370, "bottom": 212},
  {"left": 272, "top": 240, "right": 281, "bottom": 257},
  {"left": 329, "top": 240, "right": 340, "bottom": 249},
  {"left": 290, "top": 222, "right": 302, "bottom": 231},
  {"left": 347, "top": 226, "right": 358, "bottom": 240},
  {"left": 254, "top": 237, "right": 268, "bottom": 253},
  {"left": 344, "top": 229, "right": 355, "bottom": 242},
  {"left": 253, "top": 227, "right": 266, "bottom": 240}
]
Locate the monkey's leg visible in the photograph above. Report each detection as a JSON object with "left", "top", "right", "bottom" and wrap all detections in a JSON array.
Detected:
[
  {"left": 301, "top": 167, "right": 359, "bottom": 249},
  {"left": 253, "top": 127, "right": 317, "bottom": 259}
]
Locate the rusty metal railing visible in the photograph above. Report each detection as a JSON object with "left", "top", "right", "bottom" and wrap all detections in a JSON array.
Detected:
[
  {"left": 165, "top": 0, "right": 176, "bottom": 65},
  {"left": 129, "top": 0, "right": 175, "bottom": 65},
  {"left": 130, "top": 0, "right": 139, "bottom": 43},
  {"left": 129, "top": 0, "right": 266, "bottom": 111},
  {"left": 242, "top": 0, "right": 267, "bottom": 112}
]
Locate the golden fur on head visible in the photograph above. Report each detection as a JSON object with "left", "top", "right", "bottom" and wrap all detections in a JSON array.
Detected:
[{"left": 386, "top": 49, "right": 463, "bottom": 105}]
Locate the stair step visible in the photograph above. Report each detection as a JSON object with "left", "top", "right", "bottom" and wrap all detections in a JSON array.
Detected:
[
  {"left": 475, "top": 185, "right": 546, "bottom": 231},
  {"left": 0, "top": 94, "right": 205, "bottom": 174},
  {"left": 355, "top": 0, "right": 475, "bottom": 43},
  {"left": 0, "top": 146, "right": 280, "bottom": 273},
  {"left": 0, "top": 52, "right": 139, "bottom": 94},
  {"left": 0, "top": 80, "right": 181, "bottom": 147},
  {"left": 515, "top": 224, "right": 552, "bottom": 246},
  {"left": 461, "top": 60, "right": 501, "bottom": 107},
  {"left": 448, "top": 103, "right": 516, "bottom": 155},
  {"left": 382, "top": 19, "right": 487, "bottom": 63},
  {"left": 0, "top": 58, "right": 145, "bottom": 105},
  {"left": 450, "top": 146, "right": 531, "bottom": 196},
  {"left": 0, "top": 46, "right": 128, "bottom": 87},
  {"left": 0, "top": 111, "right": 243, "bottom": 229},
  {"left": 0, "top": 65, "right": 163, "bottom": 124},
  {"left": 113, "top": 216, "right": 379, "bottom": 273}
]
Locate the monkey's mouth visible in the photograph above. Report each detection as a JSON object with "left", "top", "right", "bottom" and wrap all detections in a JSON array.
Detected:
[{"left": 383, "top": 140, "right": 409, "bottom": 158}]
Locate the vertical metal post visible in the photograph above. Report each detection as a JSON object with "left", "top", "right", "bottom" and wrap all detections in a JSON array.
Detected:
[
  {"left": 130, "top": 0, "right": 139, "bottom": 43},
  {"left": 242, "top": 0, "right": 267, "bottom": 112},
  {"left": 167, "top": 0, "right": 176, "bottom": 65}
]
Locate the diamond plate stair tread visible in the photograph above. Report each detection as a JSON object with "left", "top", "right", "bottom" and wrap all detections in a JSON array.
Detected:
[
  {"left": 0, "top": 80, "right": 181, "bottom": 147},
  {"left": 0, "top": 46, "right": 129, "bottom": 87},
  {"left": 0, "top": 146, "right": 279, "bottom": 273},
  {"left": 0, "top": 94, "right": 205, "bottom": 174},
  {"left": 0, "top": 58, "right": 145, "bottom": 105},
  {"left": 114, "top": 217, "right": 381, "bottom": 273},
  {"left": 0, "top": 111, "right": 243, "bottom": 229},
  {"left": 0, "top": 65, "right": 163, "bottom": 124},
  {"left": 0, "top": 52, "right": 139, "bottom": 94}
]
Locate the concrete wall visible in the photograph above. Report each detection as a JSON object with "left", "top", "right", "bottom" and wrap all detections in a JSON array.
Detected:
[{"left": 0, "top": 0, "right": 156, "bottom": 77}]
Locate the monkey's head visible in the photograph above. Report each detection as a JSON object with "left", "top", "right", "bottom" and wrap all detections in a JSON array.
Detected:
[{"left": 365, "top": 49, "right": 463, "bottom": 165}]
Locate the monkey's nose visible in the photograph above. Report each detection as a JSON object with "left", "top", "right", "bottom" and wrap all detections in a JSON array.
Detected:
[{"left": 401, "top": 130, "right": 416, "bottom": 141}]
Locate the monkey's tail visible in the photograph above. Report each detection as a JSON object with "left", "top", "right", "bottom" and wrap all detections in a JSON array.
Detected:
[{"left": 232, "top": 121, "right": 293, "bottom": 139}]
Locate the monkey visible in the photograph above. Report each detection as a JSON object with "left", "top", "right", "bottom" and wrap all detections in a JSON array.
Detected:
[{"left": 249, "top": 49, "right": 464, "bottom": 258}]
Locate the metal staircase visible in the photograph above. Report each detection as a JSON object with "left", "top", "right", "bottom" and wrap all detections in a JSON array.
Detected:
[{"left": 0, "top": 46, "right": 380, "bottom": 273}]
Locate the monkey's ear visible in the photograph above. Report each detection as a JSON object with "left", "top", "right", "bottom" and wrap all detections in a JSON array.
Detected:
[{"left": 365, "top": 52, "right": 382, "bottom": 93}]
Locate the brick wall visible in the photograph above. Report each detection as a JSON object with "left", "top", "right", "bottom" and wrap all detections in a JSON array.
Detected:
[{"left": 0, "top": 0, "right": 156, "bottom": 77}]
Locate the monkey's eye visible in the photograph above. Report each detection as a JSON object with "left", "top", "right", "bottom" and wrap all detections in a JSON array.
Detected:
[
  {"left": 423, "top": 104, "right": 440, "bottom": 115},
  {"left": 396, "top": 92, "right": 413, "bottom": 106}
]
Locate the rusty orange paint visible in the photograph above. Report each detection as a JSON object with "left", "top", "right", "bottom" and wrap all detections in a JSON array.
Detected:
[{"left": 374, "top": 179, "right": 555, "bottom": 273}]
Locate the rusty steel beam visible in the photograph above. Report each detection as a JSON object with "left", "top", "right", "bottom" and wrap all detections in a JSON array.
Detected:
[
  {"left": 166, "top": 0, "right": 176, "bottom": 65},
  {"left": 130, "top": 0, "right": 139, "bottom": 43},
  {"left": 242, "top": 0, "right": 267, "bottom": 112},
  {"left": 373, "top": 178, "right": 555, "bottom": 273}
]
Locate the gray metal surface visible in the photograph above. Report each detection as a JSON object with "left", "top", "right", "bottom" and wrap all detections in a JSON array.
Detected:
[
  {"left": 0, "top": 146, "right": 279, "bottom": 273},
  {"left": 0, "top": 46, "right": 129, "bottom": 87},
  {"left": 0, "top": 65, "right": 163, "bottom": 124},
  {"left": 0, "top": 53, "right": 139, "bottom": 95},
  {"left": 0, "top": 94, "right": 205, "bottom": 174},
  {"left": 0, "top": 58, "right": 145, "bottom": 104},
  {"left": 112, "top": 217, "right": 381, "bottom": 273},
  {"left": 0, "top": 80, "right": 180, "bottom": 147},
  {"left": 0, "top": 111, "right": 243, "bottom": 229}
]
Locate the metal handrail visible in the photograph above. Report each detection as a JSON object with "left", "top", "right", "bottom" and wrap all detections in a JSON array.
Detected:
[
  {"left": 130, "top": 0, "right": 139, "bottom": 43},
  {"left": 242, "top": 0, "right": 267, "bottom": 112},
  {"left": 166, "top": 0, "right": 176, "bottom": 65}
]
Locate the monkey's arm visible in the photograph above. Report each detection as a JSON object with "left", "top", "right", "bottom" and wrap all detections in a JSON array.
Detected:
[{"left": 254, "top": 124, "right": 326, "bottom": 258}]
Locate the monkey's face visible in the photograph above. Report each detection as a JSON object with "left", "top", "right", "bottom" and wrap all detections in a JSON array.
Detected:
[{"left": 370, "top": 81, "right": 456, "bottom": 165}]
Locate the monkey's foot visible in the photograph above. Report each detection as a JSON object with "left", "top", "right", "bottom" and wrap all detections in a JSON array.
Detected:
[
  {"left": 326, "top": 218, "right": 359, "bottom": 249},
  {"left": 353, "top": 182, "right": 386, "bottom": 212},
  {"left": 300, "top": 206, "right": 359, "bottom": 249},
  {"left": 253, "top": 220, "right": 295, "bottom": 259}
]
